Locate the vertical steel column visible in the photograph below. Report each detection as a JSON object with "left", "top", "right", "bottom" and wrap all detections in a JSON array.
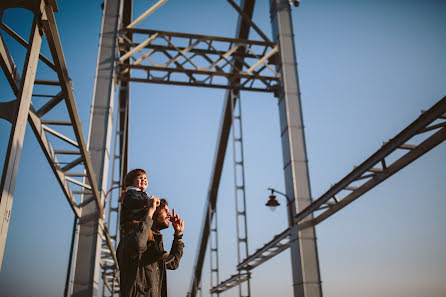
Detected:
[
  {"left": 100, "top": 0, "right": 131, "bottom": 295},
  {"left": 230, "top": 93, "right": 251, "bottom": 297},
  {"left": 209, "top": 207, "right": 219, "bottom": 297},
  {"left": 269, "top": 1, "right": 322, "bottom": 296},
  {"left": 189, "top": 2, "right": 255, "bottom": 295},
  {"left": 0, "top": 3, "right": 43, "bottom": 269},
  {"left": 100, "top": 110, "right": 122, "bottom": 296},
  {"left": 65, "top": 216, "right": 79, "bottom": 297},
  {"left": 71, "top": 0, "right": 122, "bottom": 296},
  {"left": 117, "top": 0, "right": 132, "bottom": 185}
]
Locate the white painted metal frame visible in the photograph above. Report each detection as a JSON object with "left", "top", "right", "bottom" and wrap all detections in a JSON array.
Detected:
[
  {"left": 3, "top": 1, "right": 444, "bottom": 297},
  {"left": 70, "top": 0, "right": 122, "bottom": 295},
  {"left": 235, "top": 96, "right": 446, "bottom": 279},
  {"left": 118, "top": 29, "right": 280, "bottom": 92},
  {"left": 270, "top": 1, "right": 323, "bottom": 295},
  {"left": 0, "top": 1, "right": 44, "bottom": 269},
  {"left": 0, "top": 2, "right": 120, "bottom": 296}
]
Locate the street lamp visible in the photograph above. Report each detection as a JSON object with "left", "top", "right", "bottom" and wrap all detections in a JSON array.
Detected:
[
  {"left": 265, "top": 190, "right": 280, "bottom": 210},
  {"left": 265, "top": 188, "right": 295, "bottom": 226}
]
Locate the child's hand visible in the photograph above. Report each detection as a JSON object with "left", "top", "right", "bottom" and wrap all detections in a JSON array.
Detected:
[{"left": 147, "top": 196, "right": 160, "bottom": 217}]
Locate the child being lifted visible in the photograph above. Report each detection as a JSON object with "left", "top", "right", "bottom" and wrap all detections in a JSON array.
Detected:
[
  {"left": 120, "top": 168, "right": 168, "bottom": 262},
  {"left": 117, "top": 168, "right": 185, "bottom": 297}
]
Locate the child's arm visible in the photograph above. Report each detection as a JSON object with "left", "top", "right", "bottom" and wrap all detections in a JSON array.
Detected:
[{"left": 125, "top": 196, "right": 160, "bottom": 256}]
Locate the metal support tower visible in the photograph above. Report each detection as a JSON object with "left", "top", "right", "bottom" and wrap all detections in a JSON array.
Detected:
[
  {"left": 269, "top": 0, "right": 322, "bottom": 296},
  {"left": 230, "top": 92, "right": 251, "bottom": 297},
  {"left": 236, "top": 95, "right": 446, "bottom": 275},
  {"left": 0, "top": 3, "right": 120, "bottom": 296},
  {"left": 71, "top": 0, "right": 121, "bottom": 295},
  {"left": 3, "top": 2, "right": 444, "bottom": 297},
  {"left": 206, "top": 1, "right": 322, "bottom": 296},
  {"left": 0, "top": 1, "right": 44, "bottom": 269},
  {"left": 100, "top": 0, "right": 132, "bottom": 295}
]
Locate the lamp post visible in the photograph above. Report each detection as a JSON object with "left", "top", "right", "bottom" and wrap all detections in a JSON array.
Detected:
[{"left": 265, "top": 188, "right": 295, "bottom": 227}]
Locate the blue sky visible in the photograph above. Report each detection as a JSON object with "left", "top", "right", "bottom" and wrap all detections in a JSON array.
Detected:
[{"left": 0, "top": 0, "right": 445, "bottom": 297}]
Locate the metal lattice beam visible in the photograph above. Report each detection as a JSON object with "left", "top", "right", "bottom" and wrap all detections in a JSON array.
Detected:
[
  {"left": 298, "top": 96, "right": 446, "bottom": 229},
  {"left": 237, "top": 228, "right": 291, "bottom": 271},
  {"left": 71, "top": 0, "right": 122, "bottom": 294},
  {"left": 0, "top": 2, "right": 44, "bottom": 269},
  {"left": 189, "top": 1, "right": 257, "bottom": 295},
  {"left": 228, "top": 96, "right": 446, "bottom": 276},
  {"left": 0, "top": 1, "right": 119, "bottom": 285},
  {"left": 210, "top": 273, "right": 250, "bottom": 294},
  {"left": 118, "top": 28, "right": 279, "bottom": 92}
]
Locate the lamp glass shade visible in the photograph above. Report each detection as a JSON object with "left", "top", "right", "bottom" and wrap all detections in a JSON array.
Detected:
[{"left": 266, "top": 194, "right": 280, "bottom": 211}]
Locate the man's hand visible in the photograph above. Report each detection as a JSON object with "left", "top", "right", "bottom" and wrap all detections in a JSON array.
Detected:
[
  {"left": 147, "top": 195, "right": 160, "bottom": 218},
  {"left": 170, "top": 208, "right": 184, "bottom": 235}
]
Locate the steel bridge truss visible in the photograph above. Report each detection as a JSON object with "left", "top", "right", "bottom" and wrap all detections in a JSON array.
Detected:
[
  {"left": 118, "top": 28, "right": 280, "bottom": 93},
  {"left": 2, "top": 1, "right": 445, "bottom": 297},
  {"left": 233, "top": 96, "right": 446, "bottom": 274},
  {"left": 0, "top": 0, "right": 120, "bottom": 294}
]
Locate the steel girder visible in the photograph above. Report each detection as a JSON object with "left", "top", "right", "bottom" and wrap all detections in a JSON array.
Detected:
[
  {"left": 237, "top": 227, "right": 291, "bottom": 271},
  {"left": 202, "top": 1, "right": 446, "bottom": 296},
  {"left": 212, "top": 1, "right": 323, "bottom": 295},
  {"left": 0, "top": 1, "right": 45, "bottom": 270},
  {"left": 2, "top": 2, "right": 442, "bottom": 297},
  {"left": 117, "top": 28, "right": 279, "bottom": 92},
  {"left": 0, "top": 0, "right": 119, "bottom": 292},
  {"left": 188, "top": 0, "right": 257, "bottom": 296},
  {"left": 70, "top": 0, "right": 122, "bottom": 296},
  {"left": 297, "top": 96, "right": 446, "bottom": 229},
  {"left": 270, "top": 0, "right": 323, "bottom": 296},
  {"left": 234, "top": 95, "right": 446, "bottom": 275},
  {"left": 99, "top": 0, "right": 133, "bottom": 296},
  {"left": 210, "top": 272, "right": 250, "bottom": 294}
]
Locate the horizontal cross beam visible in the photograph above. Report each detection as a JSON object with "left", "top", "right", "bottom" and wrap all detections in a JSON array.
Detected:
[
  {"left": 220, "top": 96, "right": 446, "bottom": 288},
  {"left": 118, "top": 28, "right": 279, "bottom": 92}
]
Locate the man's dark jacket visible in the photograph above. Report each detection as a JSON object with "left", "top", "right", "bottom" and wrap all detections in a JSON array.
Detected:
[{"left": 117, "top": 215, "right": 184, "bottom": 297}]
